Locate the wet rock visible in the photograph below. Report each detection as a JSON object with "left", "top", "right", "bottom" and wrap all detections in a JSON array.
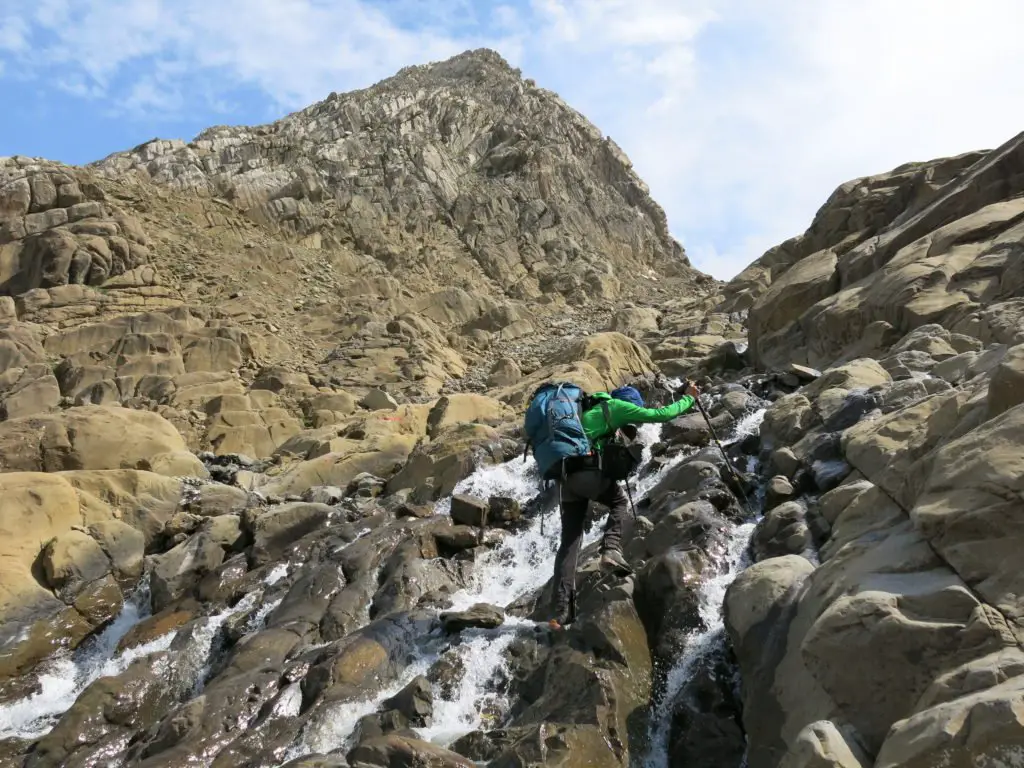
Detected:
[
  {"left": 488, "top": 496, "right": 521, "bottom": 526},
  {"left": 440, "top": 603, "right": 504, "bottom": 632},
  {"left": 724, "top": 555, "right": 817, "bottom": 768},
  {"left": 247, "top": 502, "right": 332, "bottom": 567},
  {"left": 648, "top": 461, "right": 721, "bottom": 508},
  {"left": 811, "top": 458, "right": 853, "bottom": 493},
  {"left": 354, "top": 710, "right": 417, "bottom": 743},
  {"left": 662, "top": 410, "right": 723, "bottom": 447},
  {"left": 372, "top": 530, "right": 470, "bottom": 616},
  {"left": 449, "top": 494, "right": 489, "bottom": 527},
  {"left": 716, "top": 389, "right": 753, "bottom": 418},
  {"left": 23, "top": 650, "right": 178, "bottom": 768},
  {"left": 765, "top": 475, "right": 796, "bottom": 510},
  {"left": 264, "top": 561, "right": 346, "bottom": 641},
  {"left": 395, "top": 501, "right": 434, "bottom": 519},
  {"left": 381, "top": 675, "right": 433, "bottom": 727},
  {"left": 72, "top": 575, "right": 124, "bottom": 627},
  {"left": 348, "top": 472, "right": 387, "bottom": 498},
  {"left": 433, "top": 524, "right": 484, "bottom": 555},
  {"left": 278, "top": 755, "right": 349, "bottom": 767},
  {"left": 636, "top": 545, "right": 713, "bottom": 662},
  {"left": 752, "top": 501, "right": 812, "bottom": 561},
  {"left": 150, "top": 517, "right": 243, "bottom": 611},
  {"left": 196, "top": 553, "right": 251, "bottom": 604},
  {"left": 348, "top": 734, "right": 474, "bottom": 767},
  {"left": 116, "top": 608, "right": 195, "bottom": 653},
  {"left": 426, "top": 651, "right": 466, "bottom": 700},
  {"left": 666, "top": 639, "right": 746, "bottom": 768}
]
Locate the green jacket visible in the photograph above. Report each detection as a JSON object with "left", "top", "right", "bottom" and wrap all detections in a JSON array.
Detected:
[{"left": 580, "top": 391, "right": 696, "bottom": 450}]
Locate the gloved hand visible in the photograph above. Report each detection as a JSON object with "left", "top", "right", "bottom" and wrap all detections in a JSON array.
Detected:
[{"left": 679, "top": 378, "right": 700, "bottom": 398}]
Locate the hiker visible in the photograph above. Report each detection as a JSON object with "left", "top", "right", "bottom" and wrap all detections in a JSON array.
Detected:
[{"left": 524, "top": 381, "right": 700, "bottom": 629}]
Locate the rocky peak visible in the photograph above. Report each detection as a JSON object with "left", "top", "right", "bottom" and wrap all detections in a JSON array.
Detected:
[{"left": 92, "top": 48, "right": 699, "bottom": 308}]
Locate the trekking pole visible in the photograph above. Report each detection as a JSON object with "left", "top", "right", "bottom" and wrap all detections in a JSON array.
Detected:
[{"left": 683, "top": 381, "right": 754, "bottom": 514}]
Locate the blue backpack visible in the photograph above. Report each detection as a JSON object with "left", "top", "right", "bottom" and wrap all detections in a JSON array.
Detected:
[{"left": 524, "top": 382, "right": 594, "bottom": 479}]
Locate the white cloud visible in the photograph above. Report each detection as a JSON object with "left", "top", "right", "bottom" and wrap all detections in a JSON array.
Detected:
[
  {"left": 528, "top": 0, "right": 1024, "bottom": 279},
  {"left": 0, "top": 14, "right": 29, "bottom": 52},
  {"left": 2, "top": 0, "right": 1023, "bottom": 281}
]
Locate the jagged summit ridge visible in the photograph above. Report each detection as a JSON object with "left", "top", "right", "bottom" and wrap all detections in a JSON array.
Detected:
[{"left": 92, "top": 47, "right": 696, "bottom": 308}]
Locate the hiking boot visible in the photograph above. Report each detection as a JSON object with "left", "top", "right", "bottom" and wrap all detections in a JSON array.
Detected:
[
  {"left": 600, "top": 548, "right": 632, "bottom": 574},
  {"left": 547, "top": 607, "right": 573, "bottom": 630}
]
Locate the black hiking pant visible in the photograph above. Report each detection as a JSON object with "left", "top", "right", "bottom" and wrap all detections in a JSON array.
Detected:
[{"left": 550, "top": 468, "right": 628, "bottom": 621}]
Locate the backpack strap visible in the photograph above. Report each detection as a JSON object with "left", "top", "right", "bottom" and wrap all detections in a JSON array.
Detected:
[{"left": 599, "top": 400, "right": 619, "bottom": 442}]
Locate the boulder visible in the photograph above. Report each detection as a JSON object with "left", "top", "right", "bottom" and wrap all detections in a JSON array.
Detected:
[
  {"left": 842, "top": 388, "right": 969, "bottom": 510},
  {"left": 911, "top": 403, "right": 1024, "bottom": 640},
  {"left": 42, "top": 530, "right": 112, "bottom": 601},
  {"left": 0, "top": 406, "right": 195, "bottom": 475},
  {"left": 449, "top": 494, "right": 489, "bottom": 527},
  {"left": 604, "top": 306, "right": 660, "bottom": 337},
  {"left": 760, "top": 394, "right": 818, "bottom": 451},
  {"left": 765, "top": 475, "right": 796, "bottom": 510},
  {"left": 801, "top": 359, "right": 891, "bottom": 400},
  {"left": 488, "top": 496, "right": 521, "bottom": 526},
  {"left": 485, "top": 357, "right": 521, "bottom": 388},
  {"left": 752, "top": 501, "right": 811, "bottom": 561},
  {"left": 380, "top": 676, "right": 433, "bottom": 728},
  {"left": 88, "top": 519, "right": 145, "bottom": 583},
  {"left": 723, "top": 555, "right": 820, "bottom": 768},
  {"left": 150, "top": 517, "right": 245, "bottom": 610},
  {"left": 985, "top": 342, "right": 1024, "bottom": 418},
  {"left": 749, "top": 249, "right": 839, "bottom": 368},
  {"left": 361, "top": 388, "right": 399, "bottom": 411},
  {"left": 440, "top": 603, "right": 504, "bottom": 632},
  {"left": 425, "top": 393, "right": 513, "bottom": 438},
  {"left": 553, "top": 332, "right": 655, "bottom": 383},
  {"left": 248, "top": 502, "right": 333, "bottom": 567},
  {"left": 779, "top": 721, "right": 870, "bottom": 768},
  {"left": 875, "top": 676, "right": 1024, "bottom": 768},
  {"left": 385, "top": 423, "right": 505, "bottom": 502},
  {"left": 348, "top": 734, "right": 474, "bottom": 768}
]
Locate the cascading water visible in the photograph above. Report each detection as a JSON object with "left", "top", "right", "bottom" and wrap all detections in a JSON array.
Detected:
[
  {"left": 3, "top": 389, "right": 769, "bottom": 767},
  {"left": 294, "top": 421, "right": 678, "bottom": 758},
  {"left": 0, "top": 559, "right": 291, "bottom": 743},
  {"left": 641, "top": 406, "right": 767, "bottom": 768},
  {"left": 0, "top": 578, "right": 172, "bottom": 741}
]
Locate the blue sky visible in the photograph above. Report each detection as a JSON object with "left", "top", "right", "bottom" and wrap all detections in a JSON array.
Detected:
[{"left": 3, "top": 1, "right": 1024, "bottom": 280}]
